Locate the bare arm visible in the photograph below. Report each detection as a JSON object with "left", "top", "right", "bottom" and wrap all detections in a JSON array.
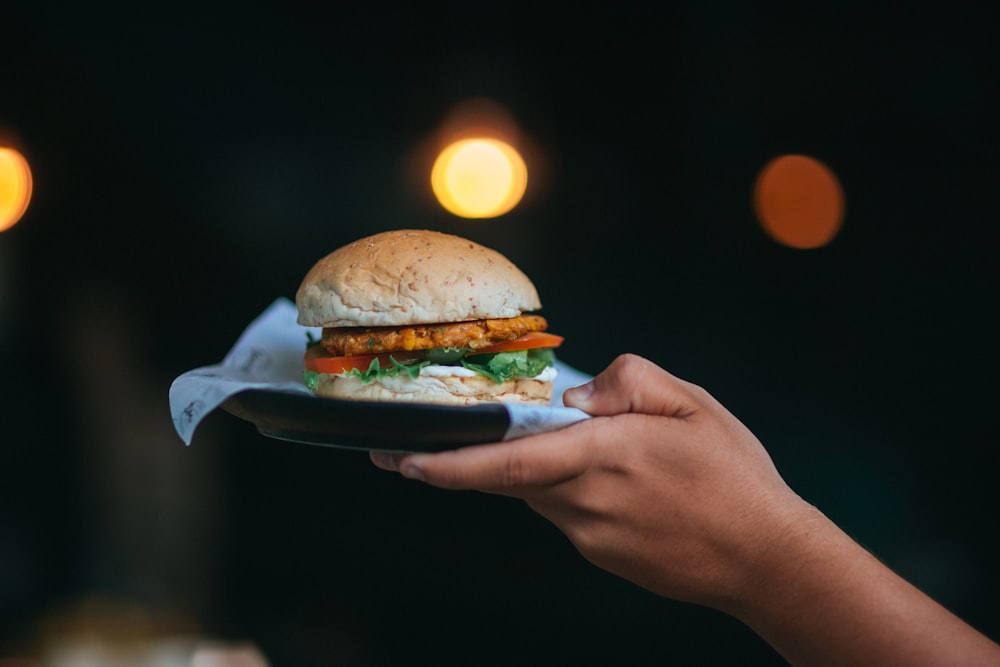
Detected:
[
  {"left": 371, "top": 354, "right": 1000, "bottom": 666},
  {"left": 731, "top": 505, "right": 1000, "bottom": 666}
]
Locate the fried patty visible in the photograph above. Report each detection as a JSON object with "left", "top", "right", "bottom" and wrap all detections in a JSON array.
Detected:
[{"left": 322, "top": 314, "right": 548, "bottom": 356}]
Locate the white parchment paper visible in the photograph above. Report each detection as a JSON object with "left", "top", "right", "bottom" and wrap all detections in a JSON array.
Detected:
[{"left": 168, "top": 298, "right": 592, "bottom": 447}]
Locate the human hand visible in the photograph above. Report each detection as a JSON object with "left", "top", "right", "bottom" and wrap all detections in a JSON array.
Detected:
[
  {"left": 372, "top": 354, "right": 1000, "bottom": 666},
  {"left": 370, "top": 353, "right": 813, "bottom": 610}
]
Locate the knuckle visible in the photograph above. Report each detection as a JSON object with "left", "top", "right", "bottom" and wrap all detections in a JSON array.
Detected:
[
  {"left": 611, "top": 353, "right": 647, "bottom": 376},
  {"left": 606, "top": 353, "right": 649, "bottom": 400},
  {"left": 498, "top": 450, "right": 530, "bottom": 491}
]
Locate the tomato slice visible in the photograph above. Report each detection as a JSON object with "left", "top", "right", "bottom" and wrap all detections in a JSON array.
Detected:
[
  {"left": 304, "top": 331, "right": 564, "bottom": 374},
  {"left": 304, "top": 346, "right": 425, "bottom": 374},
  {"left": 473, "top": 331, "right": 564, "bottom": 354}
]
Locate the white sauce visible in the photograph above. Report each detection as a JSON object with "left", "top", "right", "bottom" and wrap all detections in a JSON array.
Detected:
[
  {"left": 419, "top": 364, "right": 558, "bottom": 382},
  {"left": 420, "top": 364, "right": 479, "bottom": 378}
]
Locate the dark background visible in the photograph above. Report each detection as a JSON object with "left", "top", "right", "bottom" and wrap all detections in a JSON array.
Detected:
[{"left": 2, "top": 4, "right": 998, "bottom": 665}]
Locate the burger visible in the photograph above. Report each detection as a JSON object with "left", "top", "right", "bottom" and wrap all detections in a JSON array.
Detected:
[{"left": 295, "top": 229, "right": 563, "bottom": 405}]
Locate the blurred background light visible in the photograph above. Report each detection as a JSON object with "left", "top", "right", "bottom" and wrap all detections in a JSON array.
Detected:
[
  {"left": 0, "top": 146, "right": 33, "bottom": 232},
  {"left": 25, "top": 595, "right": 201, "bottom": 667},
  {"left": 407, "top": 97, "right": 544, "bottom": 220},
  {"left": 431, "top": 137, "right": 527, "bottom": 218},
  {"left": 753, "top": 154, "right": 845, "bottom": 249},
  {"left": 190, "top": 641, "right": 270, "bottom": 667}
]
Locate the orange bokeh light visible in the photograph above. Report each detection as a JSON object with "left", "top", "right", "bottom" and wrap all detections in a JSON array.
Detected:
[
  {"left": 0, "top": 146, "right": 33, "bottom": 232},
  {"left": 753, "top": 154, "right": 844, "bottom": 249}
]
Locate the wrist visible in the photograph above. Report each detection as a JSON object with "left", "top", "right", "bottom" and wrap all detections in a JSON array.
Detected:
[{"left": 715, "top": 494, "right": 852, "bottom": 622}]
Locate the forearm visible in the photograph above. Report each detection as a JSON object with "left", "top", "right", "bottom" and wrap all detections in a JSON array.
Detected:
[{"left": 726, "top": 505, "right": 1000, "bottom": 667}]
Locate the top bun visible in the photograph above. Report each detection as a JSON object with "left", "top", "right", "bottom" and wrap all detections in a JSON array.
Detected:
[{"left": 296, "top": 229, "right": 542, "bottom": 327}]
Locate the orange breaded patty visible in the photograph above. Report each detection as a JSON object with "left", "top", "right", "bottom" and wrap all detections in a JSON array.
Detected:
[{"left": 321, "top": 315, "right": 548, "bottom": 356}]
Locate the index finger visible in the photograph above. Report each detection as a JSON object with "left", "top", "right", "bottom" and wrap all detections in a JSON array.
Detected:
[{"left": 378, "top": 420, "right": 597, "bottom": 496}]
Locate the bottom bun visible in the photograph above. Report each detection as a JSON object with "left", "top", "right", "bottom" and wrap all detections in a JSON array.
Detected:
[{"left": 313, "top": 368, "right": 555, "bottom": 406}]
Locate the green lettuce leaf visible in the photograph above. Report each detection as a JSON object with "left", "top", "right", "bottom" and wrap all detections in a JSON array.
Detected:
[
  {"left": 461, "top": 348, "right": 555, "bottom": 383},
  {"left": 303, "top": 369, "right": 319, "bottom": 391},
  {"left": 345, "top": 355, "right": 432, "bottom": 383}
]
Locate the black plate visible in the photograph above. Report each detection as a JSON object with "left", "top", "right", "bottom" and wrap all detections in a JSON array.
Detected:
[{"left": 221, "top": 389, "right": 512, "bottom": 452}]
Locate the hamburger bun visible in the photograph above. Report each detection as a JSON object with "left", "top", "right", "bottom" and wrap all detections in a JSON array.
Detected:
[{"left": 296, "top": 229, "right": 541, "bottom": 328}]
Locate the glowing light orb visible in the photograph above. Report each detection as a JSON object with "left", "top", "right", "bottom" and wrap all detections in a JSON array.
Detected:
[
  {"left": 431, "top": 138, "right": 527, "bottom": 218},
  {"left": 0, "top": 147, "right": 33, "bottom": 232},
  {"left": 753, "top": 154, "right": 844, "bottom": 249}
]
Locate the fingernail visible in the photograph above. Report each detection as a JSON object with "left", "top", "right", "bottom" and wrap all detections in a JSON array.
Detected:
[
  {"left": 370, "top": 450, "right": 397, "bottom": 470},
  {"left": 565, "top": 381, "right": 594, "bottom": 405}
]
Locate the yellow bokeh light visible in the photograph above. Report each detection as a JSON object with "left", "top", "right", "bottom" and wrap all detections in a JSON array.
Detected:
[
  {"left": 431, "top": 137, "right": 527, "bottom": 218},
  {"left": 0, "top": 146, "right": 33, "bottom": 232}
]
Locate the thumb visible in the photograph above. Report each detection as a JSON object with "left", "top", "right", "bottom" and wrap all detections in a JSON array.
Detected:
[{"left": 563, "top": 354, "right": 700, "bottom": 419}]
